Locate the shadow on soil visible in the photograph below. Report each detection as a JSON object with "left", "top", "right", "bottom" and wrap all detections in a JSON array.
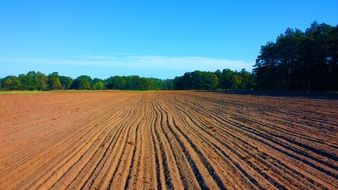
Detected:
[{"left": 197, "top": 90, "right": 338, "bottom": 100}]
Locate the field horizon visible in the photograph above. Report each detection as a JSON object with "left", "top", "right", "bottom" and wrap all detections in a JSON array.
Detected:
[{"left": 1, "top": 1, "right": 338, "bottom": 189}]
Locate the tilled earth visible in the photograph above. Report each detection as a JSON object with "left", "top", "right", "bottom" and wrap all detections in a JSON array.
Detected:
[{"left": 0, "top": 91, "right": 337, "bottom": 190}]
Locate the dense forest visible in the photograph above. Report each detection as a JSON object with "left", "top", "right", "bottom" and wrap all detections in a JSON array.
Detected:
[
  {"left": 173, "top": 69, "right": 253, "bottom": 90},
  {"left": 0, "top": 69, "right": 251, "bottom": 91},
  {"left": 254, "top": 21, "right": 338, "bottom": 90},
  {"left": 1, "top": 22, "right": 337, "bottom": 91},
  {"left": 0, "top": 71, "right": 174, "bottom": 90}
]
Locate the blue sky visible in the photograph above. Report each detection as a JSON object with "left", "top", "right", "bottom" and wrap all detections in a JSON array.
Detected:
[{"left": 1, "top": 0, "right": 337, "bottom": 79}]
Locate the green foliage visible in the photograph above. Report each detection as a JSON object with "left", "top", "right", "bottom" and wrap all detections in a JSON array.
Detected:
[
  {"left": 0, "top": 72, "right": 174, "bottom": 91},
  {"left": 92, "top": 78, "right": 105, "bottom": 90},
  {"left": 59, "top": 76, "right": 73, "bottom": 90},
  {"left": 173, "top": 70, "right": 252, "bottom": 90},
  {"left": 1, "top": 76, "right": 21, "bottom": 90},
  {"left": 221, "top": 69, "right": 235, "bottom": 89},
  {"left": 106, "top": 76, "right": 127, "bottom": 89},
  {"left": 0, "top": 70, "right": 252, "bottom": 91},
  {"left": 174, "top": 71, "right": 219, "bottom": 90},
  {"left": 72, "top": 75, "right": 92, "bottom": 90},
  {"left": 105, "top": 76, "right": 173, "bottom": 90},
  {"left": 48, "top": 72, "right": 62, "bottom": 90},
  {"left": 163, "top": 79, "right": 174, "bottom": 90},
  {"left": 18, "top": 71, "right": 48, "bottom": 90},
  {"left": 254, "top": 22, "right": 338, "bottom": 90}
]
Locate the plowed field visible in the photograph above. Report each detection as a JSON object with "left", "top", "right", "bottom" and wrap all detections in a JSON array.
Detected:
[{"left": 0, "top": 91, "right": 337, "bottom": 190}]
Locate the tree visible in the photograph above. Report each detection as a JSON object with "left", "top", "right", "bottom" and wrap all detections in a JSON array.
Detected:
[
  {"left": 193, "top": 71, "right": 219, "bottom": 90},
  {"left": 215, "top": 69, "right": 222, "bottom": 89},
  {"left": 36, "top": 72, "right": 48, "bottom": 90},
  {"left": 173, "top": 71, "right": 219, "bottom": 90},
  {"left": 1, "top": 69, "right": 254, "bottom": 91},
  {"left": 221, "top": 69, "right": 235, "bottom": 89},
  {"left": 19, "top": 71, "right": 48, "bottom": 90},
  {"left": 1, "top": 76, "right": 21, "bottom": 90},
  {"left": 92, "top": 78, "right": 105, "bottom": 90},
  {"left": 48, "top": 72, "right": 62, "bottom": 90},
  {"left": 106, "top": 76, "right": 127, "bottom": 89},
  {"left": 125, "top": 76, "right": 142, "bottom": 90},
  {"left": 254, "top": 22, "right": 338, "bottom": 90},
  {"left": 72, "top": 75, "right": 92, "bottom": 90},
  {"left": 237, "top": 69, "right": 252, "bottom": 89},
  {"left": 164, "top": 79, "right": 174, "bottom": 90},
  {"left": 59, "top": 76, "right": 73, "bottom": 90}
]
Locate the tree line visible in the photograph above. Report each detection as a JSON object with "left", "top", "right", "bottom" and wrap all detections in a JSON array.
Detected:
[
  {"left": 0, "top": 69, "right": 253, "bottom": 91},
  {"left": 173, "top": 69, "right": 253, "bottom": 90},
  {"left": 0, "top": 71, "right": 174, "bottom": 90},
  {"left": 1, "top": 22, "right": 337, "bottom": 91},
  {"left": 254, "top": 21, "right": 338, "bottom": 90}
]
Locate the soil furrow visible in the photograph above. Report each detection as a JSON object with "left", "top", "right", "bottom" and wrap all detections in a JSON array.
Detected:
[{"left": 1, "top": 91, "right": 337, "bottom": 190}]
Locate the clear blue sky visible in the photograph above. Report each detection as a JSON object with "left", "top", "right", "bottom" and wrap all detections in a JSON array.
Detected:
[{"left": 1, "top": 0, "right": 337, "bottom": 79}]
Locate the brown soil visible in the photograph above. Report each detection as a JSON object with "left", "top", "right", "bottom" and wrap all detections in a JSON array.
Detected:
[{"left": 0, "top": 91, "right": 337, "bottom": 190}]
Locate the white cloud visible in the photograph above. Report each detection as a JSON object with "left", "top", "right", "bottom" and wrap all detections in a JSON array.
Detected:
[{"left": 0, "top": 55, "right": 254, "bottom": 78}]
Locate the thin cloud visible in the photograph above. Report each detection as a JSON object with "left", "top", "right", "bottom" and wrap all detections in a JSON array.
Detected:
[{"left": 0, "top": 55, "right": 254, "bottom": 78}]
